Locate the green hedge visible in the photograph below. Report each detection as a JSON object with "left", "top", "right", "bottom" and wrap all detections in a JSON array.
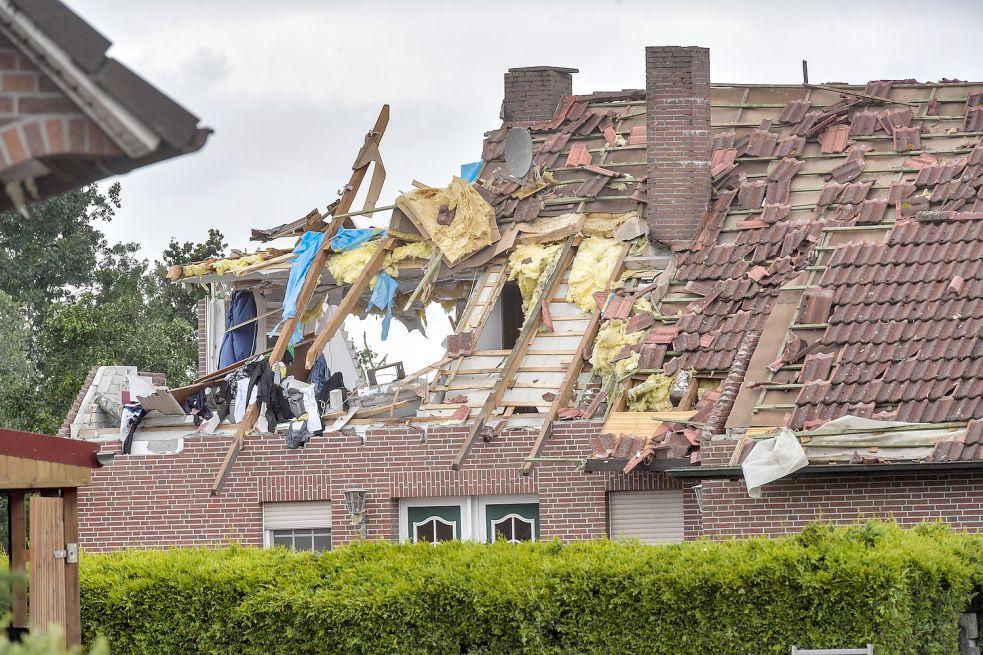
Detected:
[{"left": 80, "top": 522, "right": 983, "bottom": 655}]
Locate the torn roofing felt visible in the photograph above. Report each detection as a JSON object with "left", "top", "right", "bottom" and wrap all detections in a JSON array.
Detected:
[{"left": 175, "top": 77, "right": 983, "bottom": 472}]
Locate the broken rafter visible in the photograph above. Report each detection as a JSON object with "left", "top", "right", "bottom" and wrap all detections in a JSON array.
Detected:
[
  {"left": 451, "top": 236, "right": 577, "bottom": 471},
  {"left": 521, "top": 242, "right": 631, "bottom": 475},
  {"left": 305, "top": 236, "right": 396, "bottom": 369},
  {"left": 210, "top": 105, "right": 391, "bottom": 496}
]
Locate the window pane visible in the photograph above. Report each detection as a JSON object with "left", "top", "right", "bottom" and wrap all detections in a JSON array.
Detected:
[
  {"left": 513, "top": 518, "right": 533, "bottom": 542},
  {"left": 433, "top": 519, "right": 455, "bottom": 542},
  {"left": 491, "top": 518, "right": 513, "bottom": 543},
  {"left": 292, "top": 533, "right": 314, "bottom": 551},
  {"left": 415, "top": 521, "right": 435, "bottom": 544},
  {"left": 272, "top": 531, "right": 293, "bottom": 548},
  {"left": 313, "top": 532, "right": 332, "bottom": 552}
]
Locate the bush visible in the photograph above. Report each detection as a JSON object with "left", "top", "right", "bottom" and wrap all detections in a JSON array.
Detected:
[{"left": 80, "top": 522, "right": 983, "bottom": 655}]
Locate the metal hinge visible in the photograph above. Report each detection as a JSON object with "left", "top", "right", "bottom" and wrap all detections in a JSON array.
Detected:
[{"left": 53, "top": 543, "right": 78, "bottom": 564}]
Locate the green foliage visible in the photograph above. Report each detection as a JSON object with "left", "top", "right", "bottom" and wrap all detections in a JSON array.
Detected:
[
  {"left": 0, "top": 184, "right": 226, "bottom": 434},
  {"left": 80, "top": 522, "right": 983, "bottom": 655}
]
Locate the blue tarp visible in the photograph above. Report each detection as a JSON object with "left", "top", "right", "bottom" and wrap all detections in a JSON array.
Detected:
[
  {"left": 282, "top": 231, "right": 325, "bottom": 319},
  {"left": 367, "top": 271, "right": 399, "bottom": 340},
  {"left": 331, "top": 227, "right": 384, "bottom": 253},
  {"left": 460, "top": 161, "right": 483, "bottom": 183},
  {"left": 218, "top": 291, "right": 257, "bottom": 369}
]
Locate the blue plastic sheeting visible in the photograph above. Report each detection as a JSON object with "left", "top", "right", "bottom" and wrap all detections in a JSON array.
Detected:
[
  {"left": 460, "top": 160, "right": 483, "bottom": 183},
  {"left": 282, "top": 231, "right": 325, "bottom": 320},
  {"left": 218, "top": 291, "right": 257, "bottom": 369},
  {"left": 330, "top": 227, "right": 384, "bottom": 253},
  {"left": 367, "top": 270, "right": 399, "bottom": 340}
]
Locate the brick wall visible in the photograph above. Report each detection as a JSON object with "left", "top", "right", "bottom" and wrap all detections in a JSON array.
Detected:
[
  {"left": 197, "top": 297, "right": 208, "bottom": 377},
  {"left": 645, "top": 46, "right": 711, "bottom": 245},
  {"left": 78, "top": 421, "right": 698, "bottom": 551},
  {"left": 502, "top": 66, "right": 577, "bottom": 122},
  {"left": 700, "top": 474, "right": 983, "bottom": 538},
  {"left": 0, "top": 33, "right": 121, "bottom": 167}
]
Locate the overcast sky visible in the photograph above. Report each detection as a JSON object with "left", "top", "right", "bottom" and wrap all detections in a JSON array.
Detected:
[{"left": 65, "top": 0, "right": 983, "bottom": 371}]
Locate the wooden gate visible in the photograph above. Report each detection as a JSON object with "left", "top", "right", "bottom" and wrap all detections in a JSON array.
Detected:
[{"left": 29, "top": 495, "right": 67, "bottom": 637}]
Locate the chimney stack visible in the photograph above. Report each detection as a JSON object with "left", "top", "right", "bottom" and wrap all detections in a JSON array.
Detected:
[
  {"left": 502, "top": 66, "right": 578, "bottom": 122},
  {"left": 645, "top": 46, "right": 711, "bottom": 245}
]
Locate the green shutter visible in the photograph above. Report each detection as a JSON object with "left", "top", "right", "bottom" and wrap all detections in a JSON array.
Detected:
[
  {"left": 485, "top": 503, "right": 539, "bottom": 543},
  {"left": 407, "top": 505, "right": 461, "bottom": 542}
]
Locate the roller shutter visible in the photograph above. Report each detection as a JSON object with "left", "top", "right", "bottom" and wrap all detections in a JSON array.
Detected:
[
  {"left": 608, "top": 490, "right": 684, "bottom": 544},
  {"left": 262, "top": 501, "right": 332, "bottom": 530}
]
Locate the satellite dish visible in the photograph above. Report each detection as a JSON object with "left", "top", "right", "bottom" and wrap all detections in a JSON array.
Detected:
[{"left": 505, "top": 127, "right": 533, "bottom": 179}]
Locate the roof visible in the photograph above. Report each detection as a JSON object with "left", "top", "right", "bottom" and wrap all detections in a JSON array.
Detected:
[
  {"left": 0, "top": 0, "right": 209, "bottom": 209},
  {"left": 0, "top": 426, "right": 103, "bottom": 469}
]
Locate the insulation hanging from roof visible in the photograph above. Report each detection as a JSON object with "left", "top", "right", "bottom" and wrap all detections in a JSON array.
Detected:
[
  {"left": 507, "top": 242, "right": 562, "bottom": 315},
  {"left": 397, "top": 176, "right": 493, "bottom": 264},
  {"left": 565, "top": 236, "right": 622, "bottom": 312},
  {"left": 590, "top": 320, "right": 645, "bottom": 378},
  {"left": 627, "top": 373, "right": 675, "bottom": 412},
  {"left": 328, "top": 240, "right": 381, "bottom": 285},
  {"left": 583, "top": 210, "right": 637, "bottom": 237}
]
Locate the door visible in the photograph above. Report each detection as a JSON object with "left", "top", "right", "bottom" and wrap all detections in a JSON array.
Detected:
[
  {"left": 608, "top": 490, "right": 685, "bottom": 544},
  {"left": 29, "top": 496, "right": 67, "bottom": 634}
]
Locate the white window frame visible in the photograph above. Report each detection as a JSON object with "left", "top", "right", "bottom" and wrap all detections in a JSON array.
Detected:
[
  {"left": 262, "top": 500, "right": 333, "bottom": 550},
  {"left": 398, "top": 494, "right": 538, "bottom": 543},
  {"left": 489, "top": 513, "right": 537, "bottom": 544},
  {"left": 411, "top": 515, "right": 458, "bottom": 544}
]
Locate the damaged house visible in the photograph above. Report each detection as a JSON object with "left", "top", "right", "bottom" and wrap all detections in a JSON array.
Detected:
[{"left": 69, "top": 46, "right": 983, "bottom": 551}]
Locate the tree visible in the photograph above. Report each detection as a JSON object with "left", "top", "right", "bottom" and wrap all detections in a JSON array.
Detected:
[{"left": 0, "top": 182, "right": 226, "bottom": 434}]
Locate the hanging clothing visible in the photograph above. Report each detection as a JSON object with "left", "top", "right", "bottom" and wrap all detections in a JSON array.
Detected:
[
  {"left": 205, "top": 382, "right": 231, "bottom": 422},
  {"left": 309, "top": 353, "right": 330, "bottom": 399},
  {"left": 285, "top": 420, "right": 314, "bottom": 449},
  {"left": 182, "top": 390, "right": 213, "bottom": 427},
  {"left": 120, "top": 402, "right": 147, "bottom": 455},
  {"left": 218, "top": 291, "right": 257, "bottom": 369},
  {"left": 283, "top": 378, "right": 322, "bottom": 434},
  {"left": 367, "top": 270, "right": 399, "bottom": 340}
]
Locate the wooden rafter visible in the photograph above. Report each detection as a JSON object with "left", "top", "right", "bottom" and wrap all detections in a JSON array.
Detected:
[
  {"left": 451, "top": 236, "right": 577, "bottom": 470},
  {"left": 521, "top": 242, "right": 631, "bottom": 474},
  {"left": 210, "top": 105, "right": 390, "bottom": 496}
]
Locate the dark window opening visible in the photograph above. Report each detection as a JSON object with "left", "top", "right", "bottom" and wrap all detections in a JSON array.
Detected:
[
  {"left": 413, "top": 517, "right": 456, "bottom": 544},
  {"left": 271, "top": 528, "right": 331, "bottom": 552},
  {"left": 501, "top": 280, "right": 523, "bottom": 349},
  {"left": 490, "top": 515, "right": 535, "bottom": 543}
]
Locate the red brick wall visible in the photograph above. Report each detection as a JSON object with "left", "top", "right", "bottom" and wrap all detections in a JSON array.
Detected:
[
  {"left": 0, "top": 33, "right": 121, "bottom": 166},
  {"left": 78, "top": 421, "right": 699, "bottom": 551},
  {"left": 700, "top": 474, "right": 983, "bottom": 538},
  {"left": 502, "top": 66, "right": 575, "bottom": 122},
  {"left": 645, "top": 46, "right": 711, "bottom": 244}
]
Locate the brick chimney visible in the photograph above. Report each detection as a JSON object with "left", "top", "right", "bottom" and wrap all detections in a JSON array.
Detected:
[
  {"left": 645, "top": 46, "right": 711, "bottom": 245},
  {"left": 502, "top": 66, "right": 578, "bottom": 122}
]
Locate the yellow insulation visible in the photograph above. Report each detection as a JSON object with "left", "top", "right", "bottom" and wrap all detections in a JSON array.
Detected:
[
  {"left": 387, "top": 241, "right": 432, "bottom": 265},
  {"left": 583, "top": 211, "right": 638, "bottom": 237},
  {"left": 590, "top": 320, "right": 645, "bottom": 378},
  {"left": 565, "top": 236, "right": 622, "bottom": 312},
  {"left": 328, "top": 241, "right": 381, "bottom": 285},
  {"left": 212, "top": 253, "right": 266, "bottom": 275},
  {"left": 507, "top": 242, "right": 562, "bottom": 315},
  {"left": 627, "top": 373, "right": 675, "bottom": 412},
  {"left": 398, "top": 176, "right": 493, "bottom": 264},
  {"left": 633, "top": 297, "right": 653, "bottom": 314}
]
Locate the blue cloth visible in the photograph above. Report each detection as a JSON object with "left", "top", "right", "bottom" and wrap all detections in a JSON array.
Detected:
[
  {"left": 367, "top": 271, "right": 399, "bottom": 340},
  {"left": 282, "top": 231, "right": 325, "bottom": 320},
  {"left": 330, "top": 227, "right": 384, "bottom": 253},
  {"left": 460, "top": 161, "right": 483, "bottom": 183},
  {"left": 218, "top": 291, "right": 257, "bottom": 369}
]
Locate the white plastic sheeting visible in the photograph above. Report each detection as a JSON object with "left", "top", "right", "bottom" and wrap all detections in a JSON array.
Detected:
[{"left": 742, "top": 428, "right": 809, "bottom": 498}]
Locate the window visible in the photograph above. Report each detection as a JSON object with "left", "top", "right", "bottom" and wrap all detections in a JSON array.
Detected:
[
  {"left": 399, "top": 496, "right": 538, "bottom": 543},
  {"left": 485, "top": 503, "right": 539, "bottom": 543},
  {"left": 608, "top": 490, "right": 684, "bottom": 544},
  {"left": 271, "top": 528, "right": 332, "bottom": 552},
  {"left": 263, "top": 500, "right": 332, "bottom": 551},
  {"left": 407, "top": 505, "right": 460, "bottom": 544}
]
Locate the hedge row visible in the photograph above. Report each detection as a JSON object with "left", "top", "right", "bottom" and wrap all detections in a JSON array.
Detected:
[{"left": 80, "top": 522, "right": 983, "bottom": 655}]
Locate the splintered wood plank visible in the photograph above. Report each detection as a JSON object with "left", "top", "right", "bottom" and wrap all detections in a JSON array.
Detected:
[{"left": 211, "top": 105, "right": 391, "bottom": 495}]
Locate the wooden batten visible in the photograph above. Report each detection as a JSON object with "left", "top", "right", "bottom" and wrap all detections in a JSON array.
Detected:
[{"left": 0, "top": 455, "right": 90, "bottom": 490}]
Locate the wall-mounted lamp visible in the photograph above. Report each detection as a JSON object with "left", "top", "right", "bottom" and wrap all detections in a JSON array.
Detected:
[{"left": 343, "top": 487, "right": 368, "bottom": 539}]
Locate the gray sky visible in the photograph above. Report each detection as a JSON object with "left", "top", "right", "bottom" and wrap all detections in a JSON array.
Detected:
[{"left": 65, "top": 0, "right": 983, "bottom": 370}]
